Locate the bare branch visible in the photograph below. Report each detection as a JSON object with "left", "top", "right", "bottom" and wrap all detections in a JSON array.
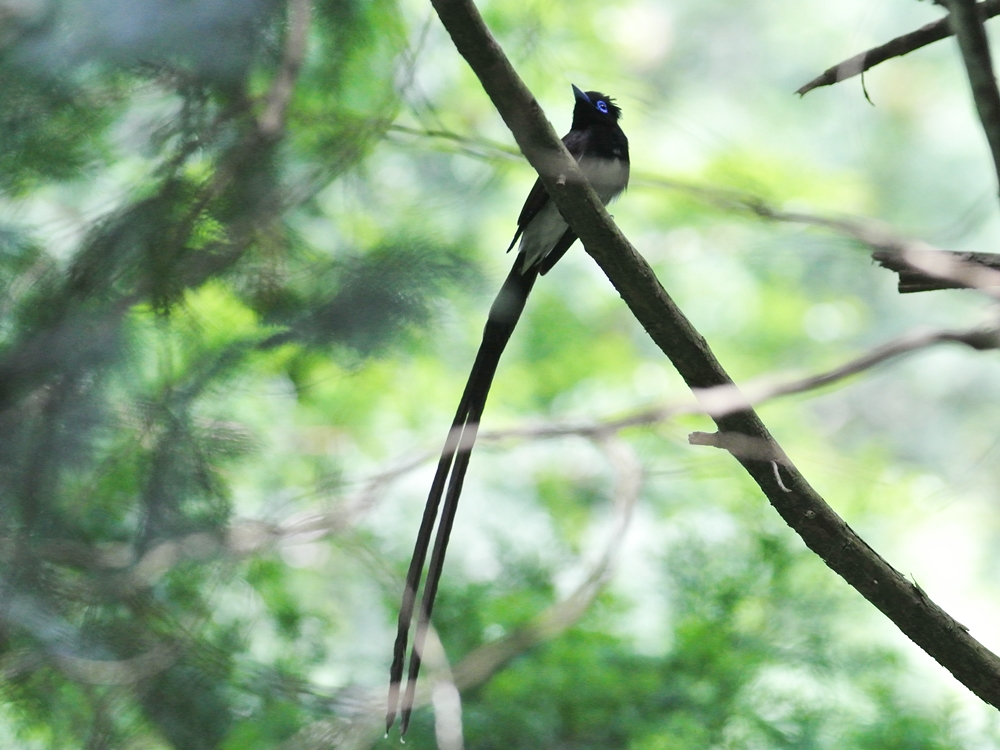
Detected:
[
  {"left": 874, "top": 244, "right": 1000, "bottom": 297},
  {"left": 735, "top": 326, "right": 1000, "bottom": 402},
  {"left": 474, "top": 324, "right": 1000, "bottom": 450},
  {"left": 389, "top": 124, "right": 1000, "bottom": 294},
  {"left": 388, "top": 123, "right": 522, "bottom": 161},
  {"left": 874, "top": 249, "right": 1000, "bottom": 292},
  {"left": 942, "top": 0, "right": 1000, "bottom": 198},
  {"left": 428, "top": 0, "right": 1000, "bottom": 711},
  {"left": 689, "top": 431, "right": 789, "bottom": 464},
  {"left": 739, "top": 202, "right": 1000, "bottom": 297},
  {"left": 796, "top": 1, "right": 1000, "bottom": 96}
]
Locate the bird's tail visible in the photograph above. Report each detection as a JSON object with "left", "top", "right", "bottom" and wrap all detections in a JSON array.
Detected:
[{"left": 387, "top": 259, "right": 539, "bottom": 735}]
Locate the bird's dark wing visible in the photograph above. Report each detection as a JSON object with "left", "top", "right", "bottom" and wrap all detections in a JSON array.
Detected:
[
  {"left": 506, "top": 129, "right": 589, "bottom": 254},
  {"left": 506, "top": 178, "right": 546, "bottom": 252}
]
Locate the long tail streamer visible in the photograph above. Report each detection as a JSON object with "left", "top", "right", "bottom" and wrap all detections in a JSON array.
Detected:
[{"left": 386, "top": 262, "right": 539, "bottom": 735}]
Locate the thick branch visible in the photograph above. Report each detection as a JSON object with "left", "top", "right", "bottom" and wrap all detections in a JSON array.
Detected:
[
  {"left": 428, "top": 0, "right": 1000, "bottom": 711},
  {"left": 797, "top": 1, "right": 1000, "bottom": 96},
  {"left": 943, "top": 0, "right": 1000, "bottom": 197}
]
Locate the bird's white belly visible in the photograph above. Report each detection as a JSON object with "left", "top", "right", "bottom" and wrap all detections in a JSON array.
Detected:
[
  {"left": 515, "top": 155, "right": 628, "bottom": 271},
  {"left": 580, "top": 154, "right": 629, "bottom": 204}
]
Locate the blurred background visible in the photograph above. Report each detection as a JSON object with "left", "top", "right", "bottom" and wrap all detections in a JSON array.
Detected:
[{"left": 2, "top": 0, "right": 1000, "bottom": 747}]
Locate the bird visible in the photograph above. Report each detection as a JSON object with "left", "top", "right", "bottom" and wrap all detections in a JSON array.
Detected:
[{"left": 386, "top": 84, "right": 630, "bottom": 736}]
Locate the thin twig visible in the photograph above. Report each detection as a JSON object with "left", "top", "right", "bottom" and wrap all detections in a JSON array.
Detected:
[
  {"left": 638, "top": 174, "right": 1000, "bottom": 295},
  {"left": 737, "top": 326, "right": 1000, "bottom": 402},
  {"left": 741, "top": 202, "right": 1000, "bottom": 297},
  {"left": 796, "top": 1, "right": 1000, "bottom": 96},
  {"left": 386, "top": 126, "right": 1000, "bottom": 295},
  {"left": 689, "top": 431, "right": 789, "bottom": 464},
  {"left": 388, "top": 123, "right": 523, "bottom": 161}
]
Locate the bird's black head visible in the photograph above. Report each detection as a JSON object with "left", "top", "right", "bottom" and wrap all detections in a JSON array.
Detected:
[{"left": 571, "top": 84, "right": 622, "bottom": 129}]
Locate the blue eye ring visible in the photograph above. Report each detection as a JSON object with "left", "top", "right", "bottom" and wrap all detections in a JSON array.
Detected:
[{"left": 596, "top": 100, "right": 609, "bottom": 114}]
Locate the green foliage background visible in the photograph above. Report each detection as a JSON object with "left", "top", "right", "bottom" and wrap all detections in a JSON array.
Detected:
[{"left": 2, "top": 0, "right": 1000, "bottom": 748}]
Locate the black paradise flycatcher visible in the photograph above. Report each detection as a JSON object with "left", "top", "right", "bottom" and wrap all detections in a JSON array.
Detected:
[{"left": 387, "top": 85, "right": 630, "bottom": 736}]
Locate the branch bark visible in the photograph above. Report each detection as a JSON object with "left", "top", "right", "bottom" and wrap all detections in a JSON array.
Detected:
[
  {"left": 428, "top": 0, "right": 1000, "bottom": 711},
  {"left": 942, "top": 0, "right": 1000, "bottom": 198},
  {"left": 875, "top": 248, "right": 1000, "bottom": 292}
]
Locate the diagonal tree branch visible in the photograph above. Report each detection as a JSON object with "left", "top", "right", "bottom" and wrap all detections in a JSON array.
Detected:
[
  {"left": 427, "top": 0, "right": 1000, "bottom": 712},
  {"left": 796, "top": 1, "right": 1000, "bottom": 96},
  {"left": 942, "top": 0, "right": 1000, "bottom": 198}
]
